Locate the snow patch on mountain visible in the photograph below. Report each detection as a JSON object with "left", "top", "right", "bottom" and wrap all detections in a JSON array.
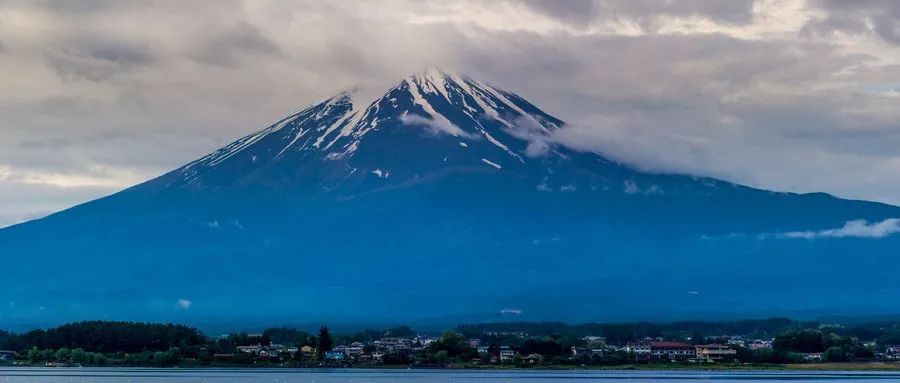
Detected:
[{"left": 482, "top": 158, "right": 502, "bottom": 169}]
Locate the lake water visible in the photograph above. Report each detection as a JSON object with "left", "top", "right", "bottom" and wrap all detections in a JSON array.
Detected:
[{"left": 2, "top": 368, "right": 900, "bottom": 382}]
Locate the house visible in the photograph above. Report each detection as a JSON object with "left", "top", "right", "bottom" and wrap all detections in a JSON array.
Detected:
[
  {"left": 649, "top": 342, "right": 696, "bottom": 361},
  {"left": 499, "top": 348, "right": 517, "bottom": 362},
  {"left": 803, "top": 353, "right": 822, "bottom": 362},
  {"left": 571, "top": 347, "right": 594, "bottom": 359},
  {"left": 334, "top": 343, "right": 364, "bottom": 358},
  {"left": 324, "top": 350, "right": 346, "bottom": 361},
  {"left": 521, "top": 353, "right": 543, "bottom": 364},
  {"left": 258, "top": 350, "right": 280, "bottom": 359},
  {"left": 375, "top": 337, "right": 411, "bottom": 353},
  {"left": 694, "top": 344, "right": 737, "bottom": 361},
  {"left": 0, "top": 350, "right": 17, "bottom": 362},
  {"left": 476, "top": 346, "right": 491, "bottom": 355},
  {"left": 625, "top": 341, "right": 652, "bottom": 360},
  {"left": 484, "top": 331, "right": 527, "bottom": 338},
  {"left": 747, "top": 340, "right": 772, "bottom": 350},
  {"left": 300, "top": 345, "right": 316, "bottom": 354},
  {"left": 236, "top": 345, "right": 263, "bottom": 354}
]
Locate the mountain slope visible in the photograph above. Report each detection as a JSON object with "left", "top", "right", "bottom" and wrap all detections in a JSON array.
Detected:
[{"left": 2, "top": 69, "right": 899, "bottom": 327}]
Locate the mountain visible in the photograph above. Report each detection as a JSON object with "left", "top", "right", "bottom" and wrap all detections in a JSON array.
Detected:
[{"left": 2, "top": 69, "right": 899, "bottom": 328}]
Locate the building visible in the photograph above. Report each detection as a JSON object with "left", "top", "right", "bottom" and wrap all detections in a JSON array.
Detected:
[
  {"left": 694, "top": 344, "right": 737, "bottom": 361},
  {"left": 334, "top": 343, "right": 364, "bottom": 358},
  {"left": 236, "top": 345, "right": 263, "bottom": 354},
  {"left": 499, "top": 347, "right": 517, "bottom": 362},
  {"left": 747, "top": 340, "right": 772, "bottom": 350},
  {"left": 625, "top": 341, "right": 652, "bottom": 360},
  {"left": 803, "top": 352, "right": 822, "bottom": 362},
  {"left": 324, "top": 350, "right": 346, "bottom": 361},
  {"left": 375, "top": 337, "right": 411, "bottom": 353},
  {"left": 649, "top": 342, "right": 696, "bottom": 361},
  {"left": 521, "top": 353, "right": 544, "bottom": 364},
  {"left": 300, "top": 345, "right": 316, "bottom": 355},
  {"left": 583, "top": 336, "right": 606, "bottom": 346},
  {"left": 571, "top": 347, "right": 594, "bottom": 359},
  {"left": 0, "top": 350, "right": 17, "bottom": 362},
  {"left": 571, "top": 346, "right": 606, "bottom": 360}
]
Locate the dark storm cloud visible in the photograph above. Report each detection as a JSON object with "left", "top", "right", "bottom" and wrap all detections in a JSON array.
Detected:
[{"left": 0, "top": 0, "right": 899, "bottom": 226}]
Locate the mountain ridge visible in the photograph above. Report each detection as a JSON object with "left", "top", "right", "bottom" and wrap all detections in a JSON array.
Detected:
[{"left": 2, "top": 69, "right": 899, "bottom": 327}]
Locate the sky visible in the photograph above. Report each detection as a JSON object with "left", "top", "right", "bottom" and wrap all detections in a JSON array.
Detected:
[{"left": 1, "top": 0, "right": 899, "bottom": 227}]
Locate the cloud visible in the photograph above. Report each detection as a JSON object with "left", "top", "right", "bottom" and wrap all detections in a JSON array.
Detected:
[
  {"left": 176, "top": 298, "right": 192, "bottom": 310},
  {"left": 400, "top": 113, "right": 478, "bottom": 139},
  {"left": 1, "top": 0, "right": 900, "bottom": 227},
  {"left": 505, "top": 115, "right": 553, "bottom": 157},
  {"left": 187, "top": 22, "right": 281, "bottom": 67},
  {"left": 781, "top": 218, "right": 900, "bottom": 239},
  {"left": 804, "top": 1, "right": 900, "bottom": 46},
  {"left": 204, "top": 219, "right": 243, "bottom": 230},
  {"left": 623, "top": 180, "right": 640, "bottom": 194},
  {"left": 525, "top": 140, "right": 550, "bottom": 157}
]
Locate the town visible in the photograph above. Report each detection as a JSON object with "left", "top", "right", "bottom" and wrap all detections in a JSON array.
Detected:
[{"left": 4, "top": 317, "right": 900, "bottom": 369}]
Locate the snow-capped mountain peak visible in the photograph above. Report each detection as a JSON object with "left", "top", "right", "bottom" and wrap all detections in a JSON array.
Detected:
[{"left": 173, "top": 69, "right": 569, "bottom": 188}]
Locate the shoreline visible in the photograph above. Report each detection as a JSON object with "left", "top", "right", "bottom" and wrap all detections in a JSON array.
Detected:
[{"left": 5, "top": 362, "right": 900, "bottom": 372}]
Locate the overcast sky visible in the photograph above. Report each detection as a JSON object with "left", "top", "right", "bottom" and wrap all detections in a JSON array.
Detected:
[{"left": 1, "top": 0, "right": 899, "bottom": 227}]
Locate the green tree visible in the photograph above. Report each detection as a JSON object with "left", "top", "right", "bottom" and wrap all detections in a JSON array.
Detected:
[
  {"left": 166, "top": 347, "right": 182, "bottom": 364},
  {"left": 773, "top": 329, "right": 824, "bottom": 353},
  {"left": 434, "top": 350, "right": 449, "bottom": 363},
  {"left": 823, "top": 346, "right": 846, "bottom": 362},
  {"left": 55, "top": 348, "right": 71, "bottom": 362},
  {"left": 424, "top": 331, "right": 477, "bottom": 362},
  {"left": 26, "top": 346, "right": 40, "bottom": 362},
  {"left": 152, "top": 351, "right": 168, "bottom": 366},
  {"left": 690, "top": 330, "right": 706, "bottom": 345},
  {"left": 386, "top": 326, "right": 415, "bottom": 338},
  {"left": 317, "top": 326, "right": 333, "bottom": 360},
  {"left": 71, "top": 348, "right": 86, "bottom": 364}
]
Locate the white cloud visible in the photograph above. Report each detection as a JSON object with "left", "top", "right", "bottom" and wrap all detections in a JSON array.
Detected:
[
  {"left": 623, "top": 180, "right": 640, "bottom": 194},
  {"left": 781, "top": 218, "right": 900, "bottom": 239},
  {"left": 177, "top": 298, "right": 192, "bottom": 310},
  {"left": 525, "top": 139, "right": 550, "bottom": 158},
  {"left": 400, "top": 113, "right": 478, "bottom": 139},
  {"left": 0, "top": 163, "right": 158, "bottom": 191}
]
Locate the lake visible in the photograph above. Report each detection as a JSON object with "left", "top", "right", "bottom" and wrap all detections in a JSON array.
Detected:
[{"left": 2, "top": 368, "right": 900, "bottom": 382}]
